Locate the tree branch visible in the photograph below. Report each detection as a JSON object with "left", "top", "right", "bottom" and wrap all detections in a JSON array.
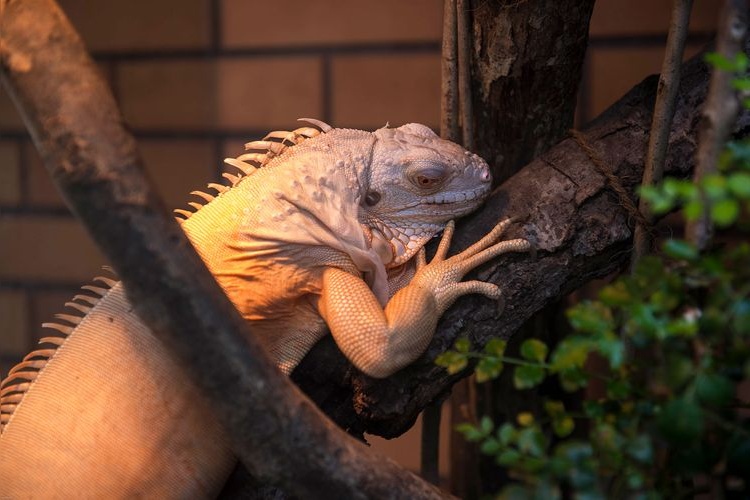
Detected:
[
  {"left": 0, "top": 1, "right": 448, "bottom": 497},
  {"left": 632, "top": 0, "right": 693, "bottom": 266},
  {"left": 292, "top": 43, "right": 750, "bottom": 439},
  {"left": 685, "top": 0, "right": 748, "bottom": 249}
]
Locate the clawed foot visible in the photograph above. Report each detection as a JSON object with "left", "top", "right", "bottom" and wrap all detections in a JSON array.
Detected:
[{"left": 413, "top": 218, "right": 531, "bottom": 314}]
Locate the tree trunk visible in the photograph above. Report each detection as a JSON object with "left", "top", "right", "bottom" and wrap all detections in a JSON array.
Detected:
[
  {"left": 449, "top": 1, "right": 596, "bottom": 495},
  {"left": 470, "top": 0, "right": 596, "bottom": 184}
]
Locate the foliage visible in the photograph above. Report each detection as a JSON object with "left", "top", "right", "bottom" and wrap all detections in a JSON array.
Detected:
[{"left": 436, "top": 53, "right": 750, "bottom": 498}]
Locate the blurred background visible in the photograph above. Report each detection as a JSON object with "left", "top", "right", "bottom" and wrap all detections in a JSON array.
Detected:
[{"left": 0, "top": 0, "right": 719, "bottom": 480}]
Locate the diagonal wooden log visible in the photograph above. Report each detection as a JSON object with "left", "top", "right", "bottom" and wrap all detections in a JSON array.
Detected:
[
  {"left": 0, "top": 0, "right": 449, "bottom": 498},
  {"left": 292, "top": 44, "right": 750, "bottom": 439}
]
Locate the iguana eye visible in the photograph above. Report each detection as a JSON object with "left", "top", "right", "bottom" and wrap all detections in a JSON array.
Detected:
[{"left": 408, "top": 166, "right": 447, "bottom": 190}]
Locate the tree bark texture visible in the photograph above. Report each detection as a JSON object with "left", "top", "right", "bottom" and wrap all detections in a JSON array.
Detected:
[
  {"left": 293, "top": 46, "right": 750, "bottom": 439},
  {"left": 469, "top": 0, "right": 596, "bottom": 182},
  {"left": 0, "top": 1, "right": 449, "bottom": 498}
]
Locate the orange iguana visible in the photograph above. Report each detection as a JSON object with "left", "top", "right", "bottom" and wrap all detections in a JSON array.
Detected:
[{"left": 0, "top": 119, "right": 529, "bottom": 497}]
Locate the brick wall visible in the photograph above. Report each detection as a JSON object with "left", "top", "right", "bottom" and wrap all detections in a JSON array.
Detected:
[{"left": 0, "top": 0, "right": 719, "bottom": 477}]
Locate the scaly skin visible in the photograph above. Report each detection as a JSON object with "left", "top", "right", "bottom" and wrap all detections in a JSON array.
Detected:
[{"left": 0, "top": 121, "right": 529, "bottom": 497}]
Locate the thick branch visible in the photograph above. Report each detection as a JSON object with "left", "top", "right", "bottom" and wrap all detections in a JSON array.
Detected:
[
  {"left": 0, "top": 1, "right": 446, "bottom": 498},
  {"left": 292, "top": 45, "right": 750, "bottom": 438}
]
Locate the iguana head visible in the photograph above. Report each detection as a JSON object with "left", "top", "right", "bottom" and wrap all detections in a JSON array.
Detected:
[{"left": 361, "top": 123, "right": 492, "bottom": 267}]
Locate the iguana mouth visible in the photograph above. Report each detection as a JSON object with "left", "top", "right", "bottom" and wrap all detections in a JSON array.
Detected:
[{"left": 406, "top": 185, "right": 489, "bottom": 207}]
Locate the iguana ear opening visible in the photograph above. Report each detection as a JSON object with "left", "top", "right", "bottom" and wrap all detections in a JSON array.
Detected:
[{"left": 364, "top": 191, "right": 381, "bottom": 206}]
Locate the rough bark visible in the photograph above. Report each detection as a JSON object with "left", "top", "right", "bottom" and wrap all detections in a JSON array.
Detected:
[
  {"left": 292, "top": 46, "right": 750, "bottom": 439},
  {"left": 0, "top": 1, "right": 449, "bottom": 498},
  {"left": 469, "top": 0, "right": 596, "bottom": 183}
]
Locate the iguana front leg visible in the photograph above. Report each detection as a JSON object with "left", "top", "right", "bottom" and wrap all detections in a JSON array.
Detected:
[{"left": 317, "top": 219, "right": 530, "bottom": 378}]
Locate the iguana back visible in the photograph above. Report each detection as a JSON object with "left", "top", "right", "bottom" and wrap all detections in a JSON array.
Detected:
[{"left": 0, "top": 121, "right": 527, "bottom": 497}]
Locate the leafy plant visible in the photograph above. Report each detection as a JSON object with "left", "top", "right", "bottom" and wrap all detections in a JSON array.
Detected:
[{"left": 437, "top": 53, "right": 750, "bottom": 499}]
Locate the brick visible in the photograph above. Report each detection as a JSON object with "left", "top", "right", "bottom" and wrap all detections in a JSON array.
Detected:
[
  {"left": 26, "top": 142, "right": 66, "bottom": 207},
  {"left": 59, "top": 0, "right": 211, "bottom": 52},
  {"left": 139, "top": 139, "right": 218, "bottom": 208},
  {"left": 588, "top": 43, "right": 704, "bottom": 118},
  {"left": 590, "top": 0, "right": 719, "bottom": 36},
  {"left": 331, "top": 54, "right": 440, "bottom": 129},
  {"left": 222, "top": 0, "right": 442, "bottom": 48},
  {"left": 217, "top": 58, "right": 322, "bottom": 129},
  {"left": 0, "top": 88, "right": 25, "bottom": 130},
  {"left": 0, "top": 216, "right": 106, "bottom": 282},
  {"left": 117, "top": 59, "right": 216, "bottom": 130},
  {"left": 0, "top": 290, "right": 29, "bottom": 355},
  {"left": 0, "top": 142, "right": 21, "bottom": 205}
]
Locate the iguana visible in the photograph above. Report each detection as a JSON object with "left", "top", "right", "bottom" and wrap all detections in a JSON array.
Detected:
[{"left": 0, "top": 119, "right": 530, "bottom": 497}]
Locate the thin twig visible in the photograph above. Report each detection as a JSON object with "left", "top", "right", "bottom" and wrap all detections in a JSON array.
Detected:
[
  {"left": 441, "top": 0, "right": 459, "bottom": 142},
  {"left": 632, "top": 0, "right": 693, "bottom": 268},
  {"left": 685, "top": 0, "right": 748, "bottom": 250},
  {"left": 457, "top": 0, "right": 474, "bottom": 150}
]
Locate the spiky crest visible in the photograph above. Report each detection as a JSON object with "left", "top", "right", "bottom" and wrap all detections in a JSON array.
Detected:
[
  {"left": 0, "top": 276, "right": 117, "bottom": 434},
  {"left": 174, "top": 119, "right": 330, "bottom": 221}
]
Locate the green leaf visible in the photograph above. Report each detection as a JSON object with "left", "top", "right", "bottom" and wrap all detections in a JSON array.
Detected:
[
  {"left": 520, "top": 338, "right": 548, "bottom": 362},
  {"left": 551, "top": 337, "right": 593, "bottom": 370},
  {"left": 711, "top": 197, "right": 740, "bottom": 226},
  {"left": 658, "top": 398, "right": 704, "bottom": 443},
  {"left": 454, "top": 337, "right": 471, "bottom": 353},
  {"left": 517, "top": 427, "right": 546, "bottom": 457},
  {"left": 498, "top": 423, "right": 516, "bottom": 445},
  {"left": 552, "top": 416, "right": 575, "bottom": 438},
  {"left": 665, "top": 354, "right": 695, "bottom": 390},
  {"left": 496, "top": 448, "right": 522, "bottom": 466},
  {"left": 480, "top": 415, "right": 494, "bottom": 435},
  {"left": 705, "top": 52, "right": 737, "bottom": 71},
  {"left": 606, "top": 379, "right": 631, "bottom": 400},
  {"left": 517, "top": 412, "right": 535, "bottom": 427},
  {"left": 695, "top": 372, "right": 734, "bottom": 409},
  {"left": 559, "top": 367, "right": 590, "bottom": 392},
  {"left": 480, "top": 437, "right": 502, "bottom": 455},
  {"left": 476, "top": 356, "right": 503, "bottom": 383},
  {"left": 544, "top": 400, "right": 565, "bottom": 417},
  {"left": 639, "top": 184, "right": 676, "bottom": 214},
  {"left": 597, "top": 337, "right": 625, "bottom": 368},
  {"left": 666, "top": 316, "right": 698, "bottom": 337},
  {"left": 683, "top": 199, "right": 703, "bottom": 220},
  {"left": 567, "top": 302, "right": 614, "bottom": 334},
  {"left": 732, "top": 77, "right": 750, "bottom": 91},
  {"left": 737, "top": 52, "right": 750, "bottom": 72},
  {"left": 703, "top": 174, "right": 728, "bottom": 200},
  {"left": 625, "top": 434, "right": 654, "bottom": 464},
  {"left": 733, "top": 299, "right": 750, "bottom": 335},
  {"left": 514, "top": 365, "right": 546, "bottom": 390},
  {"left": 456, "top": 423, "right": 485, "bottom": 442},
  {"left": 663, "top": 239, "right": 698, "bottom": 261},
  {"left": 598, "top": 281, "right": 631, "bottom": 306},
  {"left": 435, "top": 351, "right": 467, "bottom": 374},
  {"left": 583, "top": 400, "right": 605, "bottom": 419},
  {"left": 484, "top": 338, "right": 507, "bottom": 356},
  {"left": 728, "top": 172, "right": 750, "bottom": 198}
]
